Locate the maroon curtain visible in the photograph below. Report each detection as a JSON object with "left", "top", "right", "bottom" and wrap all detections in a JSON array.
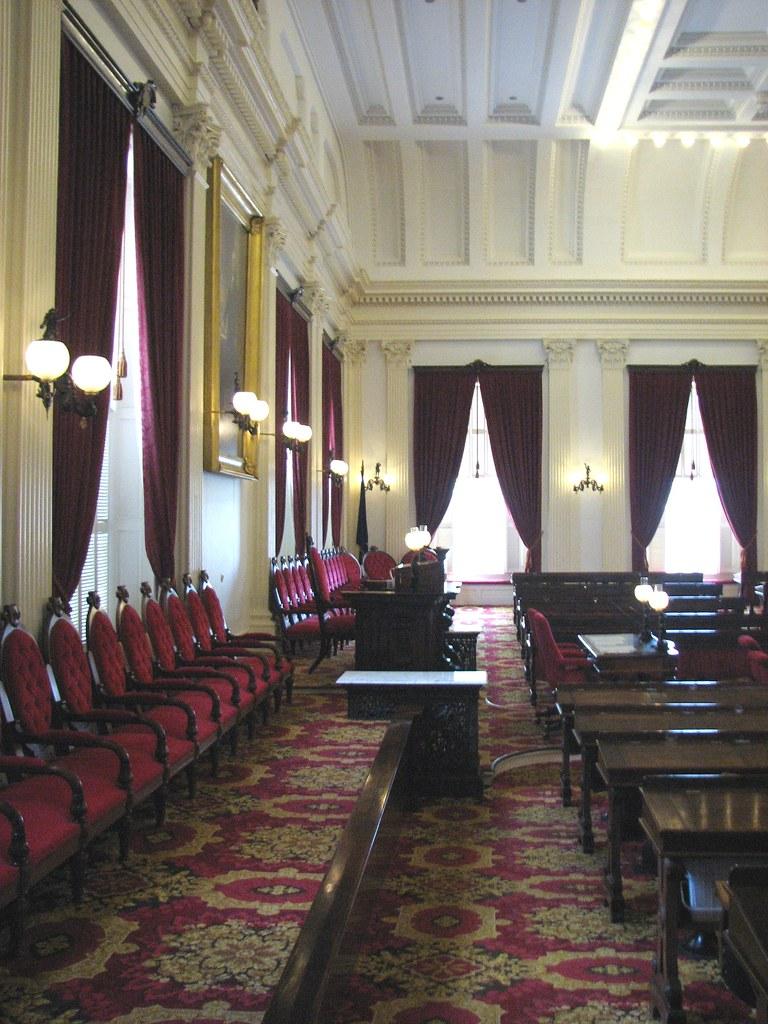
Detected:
[
  {"left": 628, "top": 367, "right": 692, "bottom": 572},
  {"left": 290, "top": 314, "right": 310, "bottom": 555},
  {"left": 322, "top": 341, "right": 344, "bottom": 547},
  {"left": 52, "top": 37, "right": 131, "bottom": 600},
  {"left": 274, "top": 290, "right": 291, "bottom": 553},
  {"left": 695, "top": 367, "right": 758, "bottom": 577},
  {"left": 413, "top": 369, "right": 476, "bottom": 536},
  {"left": 133, "top": 128, "right": 186, "bottom": 584},
  {"left": 479, "top": 369, "right": 543, "bottom": 572}
]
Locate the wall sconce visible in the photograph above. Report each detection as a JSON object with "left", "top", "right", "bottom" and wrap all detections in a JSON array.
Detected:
[
  {"left": 328, "top": 457, "right": 349, "bottom": 486},
  {"left": 282, "top": 419, "right": 312, "bottom": 452},
  {"left": 366, "top": 462, "right": 391, "bottom": 492},
  {"left": 2, "top": 309, "right": 112, "bottom": 422},
  {"left": 231, "top": 375, "right": 269, "bottom": 436},
  {"left": 573, "top": 463, "right": 604, "bottom": 493}
]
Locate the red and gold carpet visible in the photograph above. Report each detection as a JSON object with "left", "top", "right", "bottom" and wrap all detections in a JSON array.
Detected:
[{"left": 0, "top": 608, "right": 750, "bottom": 1023}]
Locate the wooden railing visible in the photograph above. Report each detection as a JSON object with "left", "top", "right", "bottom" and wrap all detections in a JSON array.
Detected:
[{"left": 263, "top": 716, "right": 414, "bottom": 1024}]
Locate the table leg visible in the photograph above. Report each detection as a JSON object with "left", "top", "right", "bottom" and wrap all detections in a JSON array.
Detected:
[
  {"left": 650, "top": 854, "right": 686, "bottom": 1023},
  {"left": 604, "top": 783, "right": 625, "bottom": 922},
  {"left": 561, "top": 712, "right": 573, "bottom": 807},
  {"left": 578, "top": 744, "right": 595, "bottom": 854}
]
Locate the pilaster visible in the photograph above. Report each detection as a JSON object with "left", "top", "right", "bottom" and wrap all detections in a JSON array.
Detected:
[
  {"left": 304, "top": 282, "right": 330, "bottom": 547},
  {"left": 543, "top": 339, "right": 576, "bottom": 570},
  {"left": 598, "top": 340, "right": 630, "bottom": 570},
  {"left": 172, "top": 104, "right": 221, "bottom": 580},
  {"left": 758, "top": 340, "right": 768, "bottom": 570},
  {"left": 381, "top": 340, "right": 413, "bottom": 558},
  {"left": 337, "top": 335, "right": 367, "bottom": 549},
  {"left": 1, "top": 0, "right": 61, "bottom": 622}
]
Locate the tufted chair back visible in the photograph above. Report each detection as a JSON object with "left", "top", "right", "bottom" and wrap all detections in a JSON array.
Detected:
[
  {"left": 362, "top": 549, "right": 397, "bottom": 581},
  {"left": 199, "top": 578, "right": 229, "bottom": 646},
  {"left": 114, "top": 590, "right": 157, "bottom": 684},
  {"left": 85, "top": 593, "right": 130, "bottom": 698},
  {"left": 161, "top": 585, "right": 198, "bottom": 662},
  {"left": 44, "top": 599, "right": 94, "bottom": 716},
  {"left": 0, "top": 606, "right": 54, "bottom": 735},
  {"left": 182, "top": 578, "right": 215, "bottom": 654},
  {"left": 139, "top": 584, "right": 178, "bottom": 673}
]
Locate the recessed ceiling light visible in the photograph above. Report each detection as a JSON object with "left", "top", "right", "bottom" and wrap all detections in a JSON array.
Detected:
[
  {"left": 679, "top": 132, "right": 696, "bottom": 148},
  {"left": 435, "top": 95, "right": 443, "bottom": 101}
]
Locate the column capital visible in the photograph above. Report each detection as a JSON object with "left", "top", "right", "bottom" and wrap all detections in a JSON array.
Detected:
[
  {"left": 302, "top": 282, "right": 330, "bottom": 318},
  {"left": 757, "top": 340, "right": 768, "bottom": 372},
  {"left": 543, "top": 338, "right": 575, "bottom": 367},
  {"left": 265, "top": 217, "right": 287, "bottom": 265},
  {"left": 381, "top": 340, "right": 413, "bottom": 366},
  {"left": 172, "top": 103, "right": 221, "bottom": 172},
  {"left": 336, "top": 335, "right": 367, "bottom": 365},
  {"left": 597, "top": 339, "right": 629, "bottom": 370}
]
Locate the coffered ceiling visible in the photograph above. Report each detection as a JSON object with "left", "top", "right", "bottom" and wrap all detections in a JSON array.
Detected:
[{"left": 287, "top": 0, "right": 768, "bottom": 285}]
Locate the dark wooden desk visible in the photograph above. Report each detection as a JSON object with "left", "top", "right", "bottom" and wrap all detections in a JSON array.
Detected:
[
  {"left": 640, "top": 786, "right": 768, "bottom": 1024},
  {"left": 572, "top": 708, "right": 768, "bottom": 853},
  {"left": 557, "top": 682, "right": 766, "bottom": 806},
  {"left": 597, "top": 738, "right": 768, "bottom": 922},
  {"left": 346, "top": 590, "right": 456, "bottom": 670},
  {"left": 337, "top": 670, "right": 486, "bottom": 799},
  {"left": 578, "top": 633, "right": 679, "bottom": 680},
  {"left": 722, "top": 875, "right": 768, "bottom": 1024}
]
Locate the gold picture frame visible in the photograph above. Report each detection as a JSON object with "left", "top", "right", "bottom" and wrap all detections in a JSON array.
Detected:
[{"left": 204, "top": 157, "right": 264, "bottom": 478}]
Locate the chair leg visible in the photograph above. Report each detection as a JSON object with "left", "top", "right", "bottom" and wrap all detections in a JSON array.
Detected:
[
  {"left": 70, "top": 849, "right": 86, "bottom": 903},
  {"left": 117, "top": 815, "right": 131, "bottom": 863},
  {"left": 285, "top": 674, "right": 294, "bottom": 703},
  {"left": 246, "top": 709, "right": 256, "bottom": 739},
  {"left": 229, "top": 727, "right": 238, "bottom": 755},
  {"left": 153, "top": 787, "right": 167, "bottom": 827},
  {"left": 185, "top": 763, "right": 197, "bottom": 799},
  {"left": 5, "top": 896, "right": 25, "bottom": 959},
  {"left": 210, "top": 743, "right": 220, "bottom": 777}
]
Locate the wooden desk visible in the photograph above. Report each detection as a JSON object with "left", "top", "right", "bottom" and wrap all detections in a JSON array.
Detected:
[
  {"left": 346, "top": 590, "right": 456, "bottom": 671},
  {"left": 640, "top": 786, "right": 768, "bottom": 1024},
  {"left": 557, "top": 682, "right": 766, "bottom": 806},
  {"left": 578, "top": 633, "right": 678, "bottom": 681},
  {"left": 597, "top": 738, "right": 768, "bottom": 922},
  {"left": 722, "top": 875, "right": 768, "bottom": 1024},
  {"left": 337, "top": 670, "right": 486, "bottom": 799},
  {"left": 572, "top": 708, "right": 768, "bottom": 853}
]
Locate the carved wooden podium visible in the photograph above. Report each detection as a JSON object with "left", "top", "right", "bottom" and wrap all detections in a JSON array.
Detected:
[{"left": 347, "top": 589, "right": 456, "bottom": 671}]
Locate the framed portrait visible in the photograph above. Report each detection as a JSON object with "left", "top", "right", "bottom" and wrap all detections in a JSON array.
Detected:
[{"left": 204, "top": 157, "right": 264, "bottom": 478}]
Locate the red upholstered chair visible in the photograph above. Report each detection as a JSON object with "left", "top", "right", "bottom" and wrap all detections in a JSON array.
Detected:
[
  {"left": 182, "top": 572, "right": 292, "bottom": 707},
  {"left": 0, "top": 755, "right": 86, "bottom": 955},
  {"left": 362, "top": 548, "right": 397, "bottom": 582},
  {"left": 399, "top": 548, "right": 439, "bottom": 565},
  {"left": 526, "top": 607, "right": 591, "bottom": 729},
  {"left": 134, "top": 584, "right": 241, "bottom": 757},
  {"left": 0, "top": 605, "right": 132, "bottom": 863},
  {"left": 86, "top": 591, "right": 205, "bottom": 796},
  {"left": 43, "top": 597, "right": 169, "bottom": 825},
  {"left": 339, "top": 549, "right": 363, "bottom": 590},
  {"left": 199, "top": 568, "right": 288, "bottom": 651},
  {"left": 158, "top": 579, "right": 266, "bottom": 737},
  {"left": 307, "top": 545, "right": 356, "bottom": 673},
  {"left": 269, "top": 557, "right": 323, "bottom": 656}
]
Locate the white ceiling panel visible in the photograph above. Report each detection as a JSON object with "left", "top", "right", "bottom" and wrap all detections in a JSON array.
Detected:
[{"left": 396, "top": 0, "right": 466, "bottom": 124}]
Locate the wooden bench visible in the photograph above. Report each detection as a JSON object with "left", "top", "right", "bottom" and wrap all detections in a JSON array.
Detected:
[{"left": 263, "top": 717, "right": 414, "bottom": 1024}]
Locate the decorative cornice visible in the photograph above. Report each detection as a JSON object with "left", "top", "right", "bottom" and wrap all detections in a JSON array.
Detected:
[
  {"left": 543, "top": 339, "right": 575, "bottom": 366},
  {"left": 597, "top": 339, "right": 629, "bottom": 369},
  {"left": 172, "top": 103, "right": 221, "bottom": 170},
  {"left": 381, "top": 340, "right": 414, "bottom": 366},
  {"left": 351, "top": 283, "right": 768, "bottom": 308}
]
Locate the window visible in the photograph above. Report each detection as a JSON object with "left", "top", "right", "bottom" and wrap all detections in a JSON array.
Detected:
[
  {"left": 647, "top": 381, "right": 740, "bottom": 576},
  {"left": 432, "top": 382, "right": 526, "bottom": 577},
  {"left": 70, "top": 135, "right": 148, "bottom": 639}
]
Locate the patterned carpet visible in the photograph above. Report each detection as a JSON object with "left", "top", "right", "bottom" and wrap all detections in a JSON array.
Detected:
[{"left": 0, "top": 608, "right": 751, "bottom": 1023}]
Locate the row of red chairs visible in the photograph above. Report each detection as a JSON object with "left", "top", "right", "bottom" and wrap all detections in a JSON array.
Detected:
[
  {"left": 0, "top": 572, "right": 292, "bottom": 955},
  {"left": 270, "top": 543, "right": 359, "bottom": 672}
]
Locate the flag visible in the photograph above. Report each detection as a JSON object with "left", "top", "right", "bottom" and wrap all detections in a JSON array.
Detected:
[{"left": 355, "top": 461, "right": 369, "bottom": 559}]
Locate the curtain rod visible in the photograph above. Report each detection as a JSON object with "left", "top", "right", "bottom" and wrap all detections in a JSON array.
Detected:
[{"left": 62, "top": 1, "right": 192, "bottom": 174}]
